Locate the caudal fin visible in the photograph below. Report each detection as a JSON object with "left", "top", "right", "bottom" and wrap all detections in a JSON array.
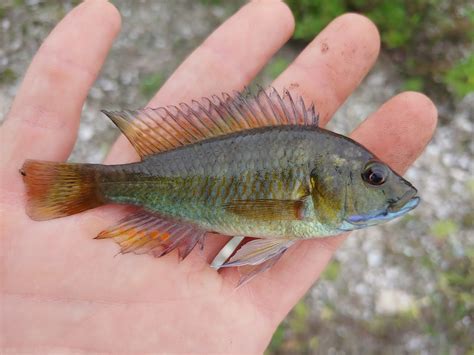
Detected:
[{"left": 21, "top": 160, "right": 105, "bottom": 221}]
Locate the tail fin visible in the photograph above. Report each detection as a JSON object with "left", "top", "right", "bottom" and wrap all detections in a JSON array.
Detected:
[{"left": 21, "top": 160, "right": 105, "bottom": 221}]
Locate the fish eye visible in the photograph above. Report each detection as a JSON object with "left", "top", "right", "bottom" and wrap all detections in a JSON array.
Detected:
[{"left": 362, "top": 162, "right": 389, "bottom": 186}]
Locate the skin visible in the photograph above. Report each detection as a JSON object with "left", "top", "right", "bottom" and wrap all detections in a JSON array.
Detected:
[{"left": 0, "top": 0, "right": 437, "bottom": 353}]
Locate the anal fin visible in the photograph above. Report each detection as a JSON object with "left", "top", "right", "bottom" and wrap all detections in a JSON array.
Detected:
[{"left": 96, "top": 209, "right": 206, "bottom": 259}]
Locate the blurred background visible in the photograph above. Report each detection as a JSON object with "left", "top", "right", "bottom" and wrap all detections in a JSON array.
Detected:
[{"left": 0, "top": 0, "right": 472, "bottom": 353}]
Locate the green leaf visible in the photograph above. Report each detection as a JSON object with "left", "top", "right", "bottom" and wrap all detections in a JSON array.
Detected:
[
  {"left": 140, "top": 73, "right": 165, "bottom": 98},
  {"left": 431, "top": 219, "right": 459, "bottom": 239},
  {"left": 286, "top": 0, "right": 347, "bottom": 41},
  {"left": 265, "top": 57, "right": 290, "bottom": 79},
  {"left": 321, "top": 259, "right": 341, "bottom": 281},
  {"left": 266, "top": 323, "right": 285, "bottom": 353},
  {"left": 467, "top": 179, "right": 474, "bottom": 196},
  {"left": 403, "top": 77, "right": 424, "bottom": 91},
  {"left": 289, "top": 300, "right": 310, "bottom": 334},
  {"left": 0, "top": 68, "right": 17, "bottom": 84},
  {"left": 443, "top": 54, "right": 474, "bottom": 98}
]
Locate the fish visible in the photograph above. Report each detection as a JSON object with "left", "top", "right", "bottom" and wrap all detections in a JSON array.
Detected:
[{"left": 21, "top": 88, "right": 420, "bottom": 285}]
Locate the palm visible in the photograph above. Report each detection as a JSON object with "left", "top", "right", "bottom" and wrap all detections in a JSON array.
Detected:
[
  {"left": 4, "top": 210, "right": 270, "bottom": 352},
  {"left": 1, "top": 1, "right": 437, "bottom": 353}
]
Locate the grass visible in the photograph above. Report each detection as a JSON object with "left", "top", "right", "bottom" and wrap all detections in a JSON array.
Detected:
[
  {"left": 0, "top": 68, "right": 17, "bottom": 84},
  {"left": 443, "top": 54, "right": 474, "bottom": 98},
  {"left": 284, "top": 0, "right": 474, "bottom": 101},
  {"left": 431, "top": 219, "right": 459, "bottom": 239},
  {"left": 139, "top": 73, "right": 166, "bottom": 98}
]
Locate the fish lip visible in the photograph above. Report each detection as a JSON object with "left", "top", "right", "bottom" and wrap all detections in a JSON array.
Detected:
[
  {"left": 387, "top": 188, "right": 418, "bottom": 213},
  {"left": 341, "top": 196, "right": 420, "bottom": 230},
  {"left": 389, "top": 195, "right": 420, "bottom": 215}
]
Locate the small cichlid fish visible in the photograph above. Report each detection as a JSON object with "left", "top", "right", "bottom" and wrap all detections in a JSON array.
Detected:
[{"left": 21, "top": 89, "right": 419, "bottom": 285}]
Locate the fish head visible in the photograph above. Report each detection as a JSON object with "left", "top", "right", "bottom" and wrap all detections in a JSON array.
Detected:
[
  {"left": 309, "top": 139, "right": 419, "bottom": 231},
  {"left": 337, "top": 158, "right": 419, "bottom": 231}
]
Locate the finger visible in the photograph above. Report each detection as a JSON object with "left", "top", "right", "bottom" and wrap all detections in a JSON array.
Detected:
[
  {"left": 0, "top": 0, "right": 121, "bottom": 193},
  {"left": 273, "top": 13, "right": 380, "bottom": 126},
  {"left": 350, "top": 92, "right": 437, "bottom": 174},
  {"left": 105, "top": 0, "right": 295, "bottom": 164},
  {"left": 227, "top": 92, "right": 437, "bottom": 325}
]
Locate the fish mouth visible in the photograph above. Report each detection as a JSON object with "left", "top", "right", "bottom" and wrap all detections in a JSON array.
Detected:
[
  {"left": 386, "top": 195, "right": 420, "bottom": 217},
  {"left": 338, "top": 193, "right": 420, "bottom": 231},
  {"left": 387, "top": 188, "right": 418, "bottom": 213}
]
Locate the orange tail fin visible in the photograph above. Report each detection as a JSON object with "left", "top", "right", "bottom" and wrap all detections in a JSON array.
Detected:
[{"left": 21, "top": 160, "right": 105, "bottom": 221}]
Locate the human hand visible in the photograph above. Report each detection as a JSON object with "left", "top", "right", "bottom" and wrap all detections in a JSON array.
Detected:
[{"left": 0, "top": 0, "right": 437, "bottom": 353}]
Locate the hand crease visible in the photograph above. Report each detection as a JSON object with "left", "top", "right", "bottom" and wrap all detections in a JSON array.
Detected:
[
  {"left": 38, "top": 44, "right": 97, "bottom": 82},
  {"left": 3, "top": 290, "right": 199, "bottom": 307}
]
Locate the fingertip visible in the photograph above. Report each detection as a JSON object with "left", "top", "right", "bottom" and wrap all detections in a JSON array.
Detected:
[
  {"left": 332, "top": 12, "right": 381, "bottom": 60},
  {"left": 351, "top": 91, "right": 438, "bottom": 173},
  {"left": 251, "top": 0, "right": 295, "bottom": 37},
  {"left": 382, "top": 91, "right": 438, "bottom": 151},
  {"left": 102, "top": 0, "right": 123, "bottom": 34},
  {"left": 79, "top": 0, "right": 122, "bottom": 34},
  {"left": 272, "top": 11, "right": 382, "bottom": 125},
  {"left": 274, "top": 0, "right": 296, "bottom": 36},
  {"left": 339, "top": 13, "right": 380, "bottom": 40},
  {"left": 395, "top": 91, "right": 438, "bottom": 135}
]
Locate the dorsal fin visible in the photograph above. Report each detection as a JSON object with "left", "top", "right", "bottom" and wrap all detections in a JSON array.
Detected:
[{"left": 102, "top": 87, "right": 319, "bottom": 159}]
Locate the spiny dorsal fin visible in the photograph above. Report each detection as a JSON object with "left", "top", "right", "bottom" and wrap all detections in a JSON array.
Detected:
[{"left": 102, "top": 87, "right": 319, "bottom": 159}]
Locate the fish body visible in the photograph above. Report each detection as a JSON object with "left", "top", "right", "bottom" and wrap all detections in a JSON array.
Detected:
[
  {"left": 95, "top": 126, "right": 376, "bottom": 238},
  {"left": 21, "top": 89, "right": 419, "bottom": 285},
  {"left": 101, "top": 126, "right": 336, "bottom": 238}
]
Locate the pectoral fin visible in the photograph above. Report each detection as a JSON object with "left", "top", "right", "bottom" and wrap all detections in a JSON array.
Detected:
[
  {"left": 224, "top": 199, "right": 304, "bottom": 221},
  {"left": 220, "top": 238, "right": 294, "bottom": 267},
  {"left": 220, "top": 238, "right": 295, "bottom": 286},
  {"left": 236, "top": 254, "right": 287, "bottom": 287}
]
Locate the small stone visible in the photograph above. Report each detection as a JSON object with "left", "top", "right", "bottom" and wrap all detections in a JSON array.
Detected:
[
  {"left": 376, "top": 289, "right": 417, "bottom": 315},
  {"left": 78, "top": 125, "right": 94, "bottom": 141},
  {"left": 367, "top": 250, "right": 383, "bottom": 267}
]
